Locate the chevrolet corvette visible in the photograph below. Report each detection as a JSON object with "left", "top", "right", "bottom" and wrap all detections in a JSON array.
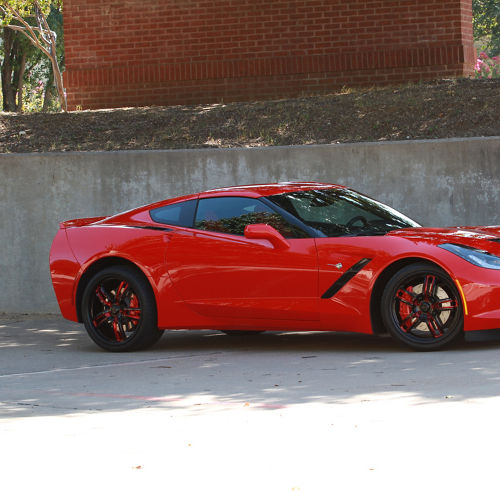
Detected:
[{"left": 49, "top": 182, "right": 500, "bottom": 352}]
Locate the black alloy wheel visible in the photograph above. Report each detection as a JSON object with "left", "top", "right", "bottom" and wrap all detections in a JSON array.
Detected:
[
  {"left": 82, "top": 265, "right": 162, "bottom": 352},
  {"left": 381, "top": 263, "right": 464, "bottom": 351}
]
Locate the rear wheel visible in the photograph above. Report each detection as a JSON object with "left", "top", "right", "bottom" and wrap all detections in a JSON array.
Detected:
[
  {"left": 82, "top": 265, "right": 162, "bottom": 352},
  {"left": 381, "top": 263, "right": 463, "bottom": 351}
]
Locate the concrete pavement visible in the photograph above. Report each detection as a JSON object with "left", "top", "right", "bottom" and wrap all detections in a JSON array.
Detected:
[{"left": 2, "top": 315, "right": 500, "bottom": 499}]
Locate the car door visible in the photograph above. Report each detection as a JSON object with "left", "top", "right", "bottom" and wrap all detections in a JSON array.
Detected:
[
  {"left": 165, "top": 195, "right": 319, "bottom": 322},
  {"left": 266, "top": 187, "right": 381, "bottom": 332}
]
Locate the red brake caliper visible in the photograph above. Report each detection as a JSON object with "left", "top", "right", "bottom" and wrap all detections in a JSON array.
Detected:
[
  {"left": 93, "top": 286, "right": 112, "bottom": 328},
  {"left": 397, "top": 287, "right": 416, "bottom": 332},
  {"left": 126, "top": 295, "right": 141, "bottom": 324},
  {"left": 112, "top": 281, "right": 129, "bottom": 342}
]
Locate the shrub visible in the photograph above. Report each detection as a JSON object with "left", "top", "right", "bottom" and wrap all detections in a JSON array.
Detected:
[{"left": 475, "top": 51, "right": 500, "bottom": 79}]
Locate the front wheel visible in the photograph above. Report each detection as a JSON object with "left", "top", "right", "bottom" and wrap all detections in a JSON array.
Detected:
[
  {"left": 82, "top": 265, "right": 162, "bottom": 352},
  {"left": 381, "top": 263, "right": 464, "bottom": 351}
]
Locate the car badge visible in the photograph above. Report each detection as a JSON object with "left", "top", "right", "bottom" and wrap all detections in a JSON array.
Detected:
[{"left": 328, "top": 263, "right": 343, "bottom": 269}]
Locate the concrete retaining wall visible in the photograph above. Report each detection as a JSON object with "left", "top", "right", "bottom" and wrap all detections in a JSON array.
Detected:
[{"left": 1, "top": 136, "right": 499, "bottom": 313}]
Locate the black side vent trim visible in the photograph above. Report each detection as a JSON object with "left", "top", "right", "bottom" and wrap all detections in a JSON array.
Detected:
[{"left": 321, "top": 258, "right": 372, "bottom": 299}]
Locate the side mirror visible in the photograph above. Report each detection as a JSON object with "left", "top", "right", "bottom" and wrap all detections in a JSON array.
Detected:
[{"left": 244, "top": 224, "right": 290, "bottom": 250}]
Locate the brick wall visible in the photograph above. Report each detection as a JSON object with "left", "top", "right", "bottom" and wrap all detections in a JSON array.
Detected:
[{"left": 64, "top": 0, "right": 476, "bottom": 110}]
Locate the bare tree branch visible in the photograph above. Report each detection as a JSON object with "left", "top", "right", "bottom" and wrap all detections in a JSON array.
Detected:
[
  {"left": 37, "top": 4, "right": 55, "bottom": 39},
  {"left": 2, "top": 4, "right": 39, "bottom": 43},
  {"left": 34, "top": 3, "right": 51, "bottom": 46},
  {"left": 4, "top": 24, "right": 51, "bottom": 58},
  {"left": 0, "top": 1, "right": 67, "bottom": 111}
]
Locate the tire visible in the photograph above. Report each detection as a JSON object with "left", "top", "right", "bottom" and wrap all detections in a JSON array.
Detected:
[
  {"left": 381, "top": 263, "right": 464, "bottom": 351},
  {"left": 82, "top": 265, "right": 162, "bottom": 352},
  {"left": 220, "top": 330, "right": 265, "bottom": 335}
]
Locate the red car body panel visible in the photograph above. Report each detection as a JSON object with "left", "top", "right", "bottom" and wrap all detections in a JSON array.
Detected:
[
  {"left": 163, "top": 228, "right": 319, "bottom": 322},
  {"left": 49, "top": 183, "right": 500, "bottom": 336}
]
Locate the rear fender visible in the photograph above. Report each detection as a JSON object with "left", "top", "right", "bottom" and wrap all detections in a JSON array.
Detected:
[{"left": 49, "top": 229, "right": 81, "bottom": 321}]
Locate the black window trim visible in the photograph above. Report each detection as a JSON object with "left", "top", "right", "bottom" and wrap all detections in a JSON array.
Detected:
[
  {"left": 260, "top": 196, "right": 319, "bottom": 238},
  {"left": 149, "top": 198, "right": 199, "bottom": 229},
  {"left": 191, "top": 198, "right": 199, "bottom": 228},
  {"left": 150, "top": 194, "right": 319, "bottom": 238},
  {"left": 191, "top": 195, "right": 315, "bottom": 239}
]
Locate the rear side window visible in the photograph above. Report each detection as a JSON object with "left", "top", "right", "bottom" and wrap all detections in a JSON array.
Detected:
[
  {"left": 194, "top": 196, "right": 308, "bottom": 238},
  {"left": 150, "top": 199, "right": 197, "bottom": 227}
]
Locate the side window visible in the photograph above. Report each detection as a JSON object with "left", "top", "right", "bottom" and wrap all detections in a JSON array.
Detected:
[
  {"left": 194, "top": 197, "right": 309, "bottom": 238},
  {"left": 150, "top": 199, "right": 197, "bottom": 227}
]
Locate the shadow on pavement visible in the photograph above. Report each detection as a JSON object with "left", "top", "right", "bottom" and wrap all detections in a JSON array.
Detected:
[{"left": 2, "top": 314, "right": 500, "bottom": 419}]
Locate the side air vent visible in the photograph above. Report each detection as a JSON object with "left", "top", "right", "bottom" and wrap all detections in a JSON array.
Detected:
[{"left": 321, "top": 258, "right": 372, "bottom": 299}]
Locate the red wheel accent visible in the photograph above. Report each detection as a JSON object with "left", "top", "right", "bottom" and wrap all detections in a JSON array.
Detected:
[
  {"left": 95, "top": 286, "right": 112, "bottom": 306},
  {"left": 383, "top": 264, "right": 464, "bottom": 350},
  {"left": 115, "top": 281, "right": 129, "bottom": 301},
  {"left": 82, "top": 265, "right": 162, "bottom": 352},
  {"left": 422, "top": 274, "right": 436, "bottom": 298},
  {"left": 433, "top": 298, "right": 458, "bottom": 312},
  {"left": 92, "top": 311, "right": 111, "bottom": 328},
  {"left": 394, "top": 275, "right": 449, "bottom": 338},
  {"left": 89, "top": 277, "right": 142, "bottom": 344}
]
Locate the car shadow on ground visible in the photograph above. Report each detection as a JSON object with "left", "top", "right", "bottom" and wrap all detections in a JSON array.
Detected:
[
  {"left": 2, "top": 315, "right": 500, "bottom": 420},
  {"left": 3, "top": 313, "right": 500, "bottom": 354},
  {"left": 155, "top": 329, "right": 500, "bottom": 353}
]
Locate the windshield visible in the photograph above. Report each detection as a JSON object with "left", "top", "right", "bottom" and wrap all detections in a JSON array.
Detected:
[{"left": 267, "top": 188, "right": 420, "bottom": 237}]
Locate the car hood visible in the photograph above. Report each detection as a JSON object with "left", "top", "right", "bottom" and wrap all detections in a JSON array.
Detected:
[{"left": 389, "top": 226, "right": 500, "bottom": 254}]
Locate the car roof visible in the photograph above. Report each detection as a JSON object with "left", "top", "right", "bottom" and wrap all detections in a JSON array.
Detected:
[
  {"left": 105, "top": 182, "right": 345, "bottom": 223},
  {"left": 199, "top": 182, "right": 344, "bottom": 197}
]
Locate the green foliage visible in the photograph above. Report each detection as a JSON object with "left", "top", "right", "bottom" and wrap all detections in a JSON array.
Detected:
[
  {"left": 0, "top": 1, "right": 53, "bottom": 22},
  {"left": 20, "top": 78, "right": 42, "bottom": 110},
  {"left": 473, "top": 0, "right": 500, "bottom": 55},
  {"left": 0, "top": 1, "right": 64, "bottom": 111}
]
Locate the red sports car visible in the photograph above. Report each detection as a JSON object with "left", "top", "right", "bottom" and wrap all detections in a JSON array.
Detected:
[{"left": 50, "top": 182, "right": 500, "bottom": 352}]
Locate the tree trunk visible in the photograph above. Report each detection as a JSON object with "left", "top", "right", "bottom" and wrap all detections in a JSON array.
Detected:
[
  {"left": 42, "top": 67, "right": 54, "bottom": 112},
  {"left": 14, "top": 52, "right": 27, "bottom": 112},
  {"left": 1, "top": 28, "right": 16, "bottom": 112},
  {"left": 48, "top": 45, "right": 67, "bottom": 112},
  {"left": 1, "top": 27, "right": 28, "bottom": 112}
]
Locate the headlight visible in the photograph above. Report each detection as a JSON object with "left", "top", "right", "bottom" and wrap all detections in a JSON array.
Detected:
[{"left": 439, "top": 243, "right": 500, "bottom": 270}]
